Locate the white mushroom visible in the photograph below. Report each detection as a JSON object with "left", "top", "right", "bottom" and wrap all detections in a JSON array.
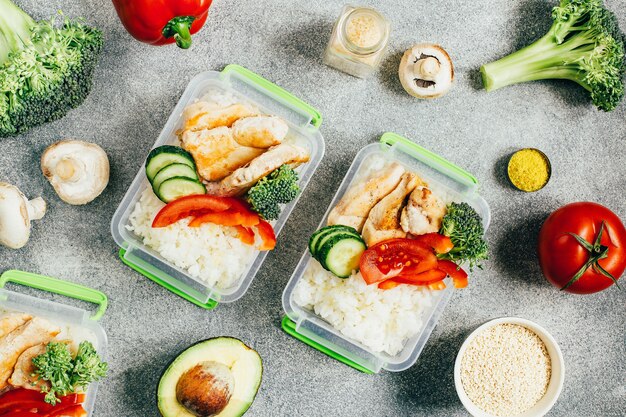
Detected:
[
  {"left": 0, "top": 183, "right": 46, "bottom": 249},
  {"left": 41, "top": 140, "right": 109, "bottom": 205},
  {"left": 399, "top": 43, "right": 454, "bottom": 99}
]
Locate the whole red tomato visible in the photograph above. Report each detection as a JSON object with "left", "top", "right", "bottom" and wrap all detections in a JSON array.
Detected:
[{"left": 538, "top": 202, "right": 626, "bottom": 294}]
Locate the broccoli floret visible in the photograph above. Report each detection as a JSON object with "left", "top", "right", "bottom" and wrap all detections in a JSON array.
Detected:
[
  {"left": 0, "top": 0, "right": 103, "bottom": 137},
  {"left": 439, "top": 202, "right": 488, "bottom": 270},
  {"left": 480, "top": 0, "right": 626, "bottom": 111},
  {"left": 246, "top": 165, "right": 300, "bottom": 220}
]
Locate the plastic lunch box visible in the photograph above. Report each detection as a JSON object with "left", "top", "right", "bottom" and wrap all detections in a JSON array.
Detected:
[
  {"left": 111, "top": 65, "right": 325, "bottom": 310},
  {"left": 0, "top": 270, "right": 108, "bottom": 415},
  {"left": 281, "top": 132, "right": 491, "bottom": 374}
]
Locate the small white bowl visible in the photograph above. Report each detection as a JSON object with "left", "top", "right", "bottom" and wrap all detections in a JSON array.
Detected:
[{"left": 454, "top": 317, "right": 565, "bottom": 417}]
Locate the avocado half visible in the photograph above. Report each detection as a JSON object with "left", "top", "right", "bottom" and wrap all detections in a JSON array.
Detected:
[{"left": 158, "top": 337, "right": 263, "bottom": 417}]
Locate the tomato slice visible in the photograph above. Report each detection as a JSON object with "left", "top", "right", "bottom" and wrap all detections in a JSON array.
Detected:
[
  {"left": 256, "top": 220, "right": 276, "bottom": 251},
  {"left": 437, "top": 260, "right": 468, "bottom": 288},
  {"left": 359, "top": 239, "right": 438, "bottom": 285},
  {"left": 234, "top": 226, "right": 255, "bottom": 245},
  {"left": 411, "top": 233, "right": 454, "bottom": 254},
  {"left": 152, "top": 195, "right": 234, "bottom": 228}
]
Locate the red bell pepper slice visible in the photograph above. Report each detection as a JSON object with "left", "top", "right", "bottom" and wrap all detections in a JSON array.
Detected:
[
  {"left": 234, "top": 226, "right": 255, "bottom": 246},
  {"left": 152, "top": 195, "right": 233, "bottom": 228},
  {"left": 394, "top": 269, "right": 447, "bottom": 285},
  {"left": 437, "top": 260, "right": 469, "bottom": 288},
  {"left": 377, "top": 280, "right": 400, "bottom": 290},
  {"left": 0, "top": 390, "right": 84, "bottom": 415},
  {"left": 44, "top": 404, "right": 87, "bottom": 417},
  {"left": 112, "top": 0, "right": 212, "bottom": 48},
  {"left": 411, "top": 233, "right": 454, "bottom": 254},
  {"left": 1, "top": 412, "right": 39, "bottom": 417},
  {"left": 256, "top": 221, "right": 276, "bottom": 251},
  {"left": 188, "top": 210, "right": 247, "bottom": 227}
]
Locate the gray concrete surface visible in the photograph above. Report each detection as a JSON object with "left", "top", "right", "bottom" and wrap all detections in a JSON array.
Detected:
[{"left": 1, "top": 0, "right": 625, "bottom": 415}]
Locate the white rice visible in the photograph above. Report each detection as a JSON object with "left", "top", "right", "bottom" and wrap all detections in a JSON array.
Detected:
[
  {"left": 126, "top": 188, "right": 257, "bottom": 289},
  {"left": 294, "top": 260, "right": 441, "bottom": 356}
]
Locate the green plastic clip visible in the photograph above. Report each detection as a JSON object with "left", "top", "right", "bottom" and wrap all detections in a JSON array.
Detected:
[
  {"left": 281, "top": 316, "right": 375, "bottom": 374},
  {"left": 221, "top": 64, "right": 323, "bottom": 128},
  {"left": 380, "top": 132, "right": 478, "bottom": 186},
  {"left": 0, "top": 270, "right": 108, "bottom": 321},
  {"left": 119, "top": 249, "right": 217, "bottom": 310}
]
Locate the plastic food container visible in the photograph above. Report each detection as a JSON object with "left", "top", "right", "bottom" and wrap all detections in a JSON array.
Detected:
[
  {"left": 111, "top": 65, "right": 325, "bottom": 310},
  {"left": 0, "top": 270, "right": 108, "bottom": 416},
  {"left": 281, "top": 132, "right": 490, "bottom": 373},
  {"left": 454, "top": 317, "right": 564, "bottom": 417}
]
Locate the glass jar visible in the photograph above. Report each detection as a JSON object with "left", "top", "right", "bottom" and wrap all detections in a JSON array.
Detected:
[{"left": 323, "top": 5, "right": 390, "bottom": 78}]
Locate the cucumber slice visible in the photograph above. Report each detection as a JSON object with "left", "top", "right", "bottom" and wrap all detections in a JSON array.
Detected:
[
  {"left": 309, "top": 225, "right": 356, "bottom": 256},
  {"left": 313, "top": 227, "right": 360, "bottom": 257},
  {"left": 317, "top": 235, "right": 366, "bottom": 278},
  {"left": 146, "top": 146, "right": 195, "bottom": 181},
  {"left": 157, "top": 177, "right": 206, "bottom": 203},
  {"left": 152, "top": 163, "right": 198, "bottom": 193}
]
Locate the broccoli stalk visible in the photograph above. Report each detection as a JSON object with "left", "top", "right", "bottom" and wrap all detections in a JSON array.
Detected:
[
  {"left": 439, "top": 202, "right": 488, "bottom": 270},
  {"left": 246, "top": 165, "right": 300, "bottom": 221},
  {"left": 480, "top": 0, "right": 626, "bottom": 111},
  {"left": 0, "top": 0, "right": 103, "bottom": 137}
]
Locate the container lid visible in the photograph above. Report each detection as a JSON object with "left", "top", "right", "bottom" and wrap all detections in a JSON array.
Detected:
[
  {"left": 282, "top": 133, "right": 490, "bottom": 373},
  {"left": 0, "top": 270, "right": 108, "bottom": 416},
  {"left": 111, "top": 65, "right": 325, "bottom": 309}
]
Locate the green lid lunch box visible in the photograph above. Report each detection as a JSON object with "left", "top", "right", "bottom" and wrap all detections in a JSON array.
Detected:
[
  {"left": 0, "top": 270, "right": 108, "bottom": 415},
  {"left": 282, "top": 133, "right": 491, "bottom": 373},
  {"left": 111, "top": 65, "right": 325, "bottom": 310}
]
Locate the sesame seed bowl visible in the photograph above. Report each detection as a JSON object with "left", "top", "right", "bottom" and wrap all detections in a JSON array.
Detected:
[{"left": 454, "top": 317, "right": 565, "bottom": 417}]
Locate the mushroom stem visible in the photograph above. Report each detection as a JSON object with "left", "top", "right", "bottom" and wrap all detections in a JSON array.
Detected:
[
  {"left": 415, "top": 57, "right": 441, "bottom": 80},
  {"left": 54, "top": 157, "right": 84, "bottom": 182},
  {"left": 27, "top": 197, "right": 46, "bottom": 220}
]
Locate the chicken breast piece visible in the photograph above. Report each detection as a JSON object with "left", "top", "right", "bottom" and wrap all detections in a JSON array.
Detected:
[
  {"left": 0, "top": 317, "right": 60, "bottom": 390},
  {"left": 205, "top": 144, "right": 310, "bottom": 197},
  {"left": 0, "top": 313, "right": 32, "bottom": 339},
  {"left": 181, "top": 101, "right": 257, "bottom": 131},
  {"left": 181, "top": 126, "right": 266, "bottom": 181},
  {"left": 232, "top": 116, "right": 288, "bottom": 148},
  {"left": 361, "top": 172, "right": 423, "bottom": 246},
  {"left": 400, "top": 186, "right": 446, "bottom": 236},
  {"left": 328, "top": 163, "right": 406, "bottom": 232},
  {"left": 9, "top": 340, "right": 76, "bottom": 391}
]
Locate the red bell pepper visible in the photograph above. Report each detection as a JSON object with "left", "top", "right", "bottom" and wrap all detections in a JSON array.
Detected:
[
  {"left": 112, "top": 0, "right": 212, "bottom": 49},
  {"left": 44, "top": 405, "right": 87, "bottom": 417},
  {"left": 437, "top": 260, "right": 469, "bottom": 288},
  {"left": 152, "top": 195, "right": 232, "bottom": 228},
  {"left": 235, "top": 226, "right": 256, "bottom": 246},
  {"left": 0, "top": 389, "right": 85, "bottom": 415},
  {"left": 256, "top": 220, "right": 277, "bottom": 251}
]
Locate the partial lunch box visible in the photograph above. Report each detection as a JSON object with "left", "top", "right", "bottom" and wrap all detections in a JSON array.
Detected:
[
  {"left": 281, "top": 133, "right": 491, "bottom": 373},
  {"left": 0, "top": 270, "right": 108, "bottom": 415},
  {"left": 111, "top": 65, "right": 325, "bottom": 310}
]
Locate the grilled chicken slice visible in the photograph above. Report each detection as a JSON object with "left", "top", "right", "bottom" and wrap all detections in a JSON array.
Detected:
[
  {"left": 205, "top": 144, "right": 310, "bottom": 197},
  {"left": 328, "top": 163, "right": 405, "bottom": 232},
  {"left": 400, "top": 186, "right": 446, "bottom": 235},
  {"left": 0, "top": 313, "right": 32, "bottom": 339},
  {"left": 9, "top": 340, "right": 75, "bottom": 391},
  {"left": 181, "top": 101, "right": 257, "bottom": 131},
  {"left": 232, "top": 116, "right": 289, "bottom": 148},
  {"left": 0, "top": 317, "right": 60, "bottom": 390},
  {"left": 181, "top": 126, "right": 266, "bottom": 181},
  {"left": 361, "top": 172, "right": 423, "bottom": 246}
]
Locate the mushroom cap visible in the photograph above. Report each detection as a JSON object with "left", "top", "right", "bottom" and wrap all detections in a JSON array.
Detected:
[
  {"left": 398, "top": 43, "right": 454, "bottom": 99},
  {"left": 0, "top": 183, "right": 33, "bottom": 249},
  {"left": 41, "top": 140, "right": 110, "bottom": 205}
]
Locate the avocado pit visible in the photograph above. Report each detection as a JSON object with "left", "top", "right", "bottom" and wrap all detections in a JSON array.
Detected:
[{"left": 176, "top": 361, "right": 235, "bottom": 417}]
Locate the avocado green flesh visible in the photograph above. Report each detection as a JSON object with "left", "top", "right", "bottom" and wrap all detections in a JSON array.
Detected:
[{"left": 158, "top": 337, "right": 262, "bottom": 417}]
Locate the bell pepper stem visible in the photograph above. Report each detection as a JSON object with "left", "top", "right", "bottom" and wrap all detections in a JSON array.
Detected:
[{"left": 162, "top": 16, "right": 196, "bottom": 49}]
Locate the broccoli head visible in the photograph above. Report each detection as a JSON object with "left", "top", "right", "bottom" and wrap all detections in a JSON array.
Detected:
[
  {"left": 439, "top": 202, "right": 488, "bottom": 270},
  {"left": 0, "top": 0, "right": 103, "bottom": 137},
  {"left": 246, "top": 165, "right": 300, "bottom": 221},
  {"left": 480, "top": 0, "right": 626, "bottom": 111}
]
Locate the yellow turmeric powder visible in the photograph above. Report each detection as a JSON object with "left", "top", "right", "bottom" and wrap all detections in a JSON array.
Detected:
[{"left": 507, "top": 148, "right": 551, "bottom": 192}]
